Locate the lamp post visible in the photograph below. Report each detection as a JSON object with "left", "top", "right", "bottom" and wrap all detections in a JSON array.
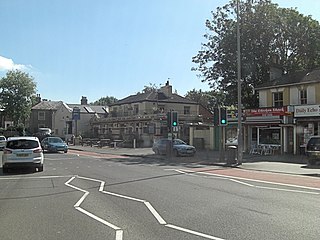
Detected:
[{"left": 237, "top": 0, "right": 243, "bottom": 165}]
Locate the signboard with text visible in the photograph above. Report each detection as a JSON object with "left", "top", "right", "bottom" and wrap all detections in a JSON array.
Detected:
[
  {"left": 245, "top": 106, "right": 290, "bottom": 117},
  {"left": 72, "top": 107, "right": 81, "bottom": 120},
  {"left": 294, "top": 105, "right": 320, "bottom": 117}
]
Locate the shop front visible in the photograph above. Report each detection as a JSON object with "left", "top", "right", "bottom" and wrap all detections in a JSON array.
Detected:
[
  {"left": 294, "top": 105, "right": 320, "bottom": 154},
  {"left": 244, "top": 106, "right": 294, "bottom": 154}
]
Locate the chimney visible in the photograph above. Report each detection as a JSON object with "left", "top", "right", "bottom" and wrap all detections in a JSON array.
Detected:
[
  {"left": 35, "top": 94, "right": 41, "bottom": 104},
  {"left": 81, "top": 96, "right": 88, "bottom": 105},
  {"left": 160, "top": 80, "right": 172, "bottom": 97}
]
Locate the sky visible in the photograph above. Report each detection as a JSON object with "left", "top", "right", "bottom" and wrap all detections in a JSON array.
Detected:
[{"left": 1, "top": 0, "right": 320, "bottom": 104}]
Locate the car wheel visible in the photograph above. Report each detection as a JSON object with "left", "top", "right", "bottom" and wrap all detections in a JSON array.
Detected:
[
  {"left": 37, "top": 165, "right": 44, "bottom": 172},
  {"left": 64, "top": 149, "right": 68, "bottom": 153}
]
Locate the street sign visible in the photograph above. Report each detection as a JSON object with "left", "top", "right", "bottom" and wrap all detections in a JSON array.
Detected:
[
  {"left": 172, "top": 126, "right": 179, "bottom": 133},
  {"left": 72, "top": 107, "right": 80, "bottom": 120}
]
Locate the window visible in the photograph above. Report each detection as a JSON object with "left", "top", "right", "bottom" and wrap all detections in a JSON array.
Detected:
[
  {"left": 184, "top": 106, "right": 190, "bottom": 115},
  {"left": 300, "top": 89, "right": 307, "bottom": 104},
  {"left": 134, "top": 104, "right": 139, "bottom": 115},
  {"left": 38, "top": 111, "right": 45, "bottom": 120},
  {"left": 273, "top": 92, "right": 283, "bottom": 107}
]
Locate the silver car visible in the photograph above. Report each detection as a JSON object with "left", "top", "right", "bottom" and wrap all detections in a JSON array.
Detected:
[
  {"left": 2, "top": 136, "right": 44, "bottom": 173},
  {"left": 152, "top": 138, "right": 196, "bottom": 157},
  {"left": 0, "top": 135, "right": 6, "bottom": 150}
]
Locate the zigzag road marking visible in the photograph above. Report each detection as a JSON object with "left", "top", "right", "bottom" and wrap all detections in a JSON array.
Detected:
[{"left": 65, "top": 175, "right": 225, "bottom": 240}]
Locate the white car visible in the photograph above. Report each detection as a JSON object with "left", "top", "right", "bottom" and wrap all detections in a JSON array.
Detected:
[
  {"left": 2, "top": 136, "right": 44, "bottom": 173},
  {"left": 0, "top": 135, "right": 6, "bottom": 150}
]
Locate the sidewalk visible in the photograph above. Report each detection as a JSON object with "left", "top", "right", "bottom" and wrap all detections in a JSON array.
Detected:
[{"left": 68, "top": 145, "right": 320, "bottom": 177}]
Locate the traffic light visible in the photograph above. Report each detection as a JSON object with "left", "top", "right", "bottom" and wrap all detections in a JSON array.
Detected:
[
  {"left": 219, "top": 107, "right": 228, "bottom": 125},
  {"left": 172, "top": 111, "right": 178, "bottom": 127},
  {"left": 213, "top": 108, "right": 219, "bottom": 126},
  {"left": 166, "top": 111, "right": 171, "bottom": 127}
]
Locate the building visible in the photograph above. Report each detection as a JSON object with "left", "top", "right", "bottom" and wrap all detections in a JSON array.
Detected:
[
  {"left": 30, "top": 96, "right": 108, "bottom": 140},
  {"left": 90, "top": 81, "right": 211, "bottom": 147},
  {"left": 250, "top": 68, "right": 320, "bottom": 154}
]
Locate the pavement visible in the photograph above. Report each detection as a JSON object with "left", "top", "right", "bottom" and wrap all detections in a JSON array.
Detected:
[{"left": 68, "top": 145, "right": 320, "bottom": 177}]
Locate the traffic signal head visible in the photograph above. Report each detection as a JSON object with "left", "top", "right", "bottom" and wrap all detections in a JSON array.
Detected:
[
  {"left": 172, "top": 111, "right": 178, "bottom": 127},
  {"left": 220, "top": 108, "right": 227, "bottom": 125},
  {"left": 213, "top": 108, "right": 219, "bottom": 126}
]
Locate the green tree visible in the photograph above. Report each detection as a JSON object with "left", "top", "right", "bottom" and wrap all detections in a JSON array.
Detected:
[
  {"left": 0, "top": 70, "right": 37, "bottom": 126},
  {"left": 185, "top": 89, "right": 226, "bottom": 112},
  {"left": 91, "top": 96, "right": 118, "bottom": 106},
  {"left": 192, "top": 0, "right": 320, "bottom": 108}
]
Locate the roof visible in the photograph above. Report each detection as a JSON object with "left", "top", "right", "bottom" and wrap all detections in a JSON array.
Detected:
[
  {"left": 7, "top": 136, "right": 39, "bottom": 141},
  {"left": 110, "top": 91, "right": 197, "bottom": 106},
  {"left": 256, "top": 69, "right": 320, "bottom": 90},
  {"left": 32, "top": 101, "right": 63, "bottom": 110},
  {"left": 67, "top": 104, "right": 108, "bottom": 114}
]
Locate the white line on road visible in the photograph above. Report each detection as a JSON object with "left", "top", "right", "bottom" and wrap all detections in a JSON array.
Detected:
[
  {"left": 166, "top": 224, "right": 225, "bottom": 240},
  {"left": 174, "top": 169, "right": 320, "bottom": 194},
  {"left": 0, "top": 175, "right": 73, "bottom": 180},
  {"left": 71, "top": 175, "right": 224, "bottom": 240},
  {"left": 64, "top": 176, "right": 123, "bottom": 240},
  {"left": 144, "top": 201, "right": 167, "bottom": 225}
]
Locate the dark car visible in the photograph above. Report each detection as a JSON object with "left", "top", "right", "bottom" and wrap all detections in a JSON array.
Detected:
[
  {"left": 305, "top": 136, "right": 320, "bottom": 165},
  {"left": 152, "top": 138, "right": 196, "bottom": 157},
  {"left": 41, "top": 137, "right": 68, "bottom": 153}
]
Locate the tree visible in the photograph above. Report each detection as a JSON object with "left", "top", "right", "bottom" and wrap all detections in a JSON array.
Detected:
[
  {"left": 185, "top": 89, "right": 226, "bottom": 112},
  {"left": 0, "top": 70, "right": 37, "bottom": 126},
  {"left": 91, "top": 96, "right": 118, "bottom": 106},
  {"left": 192, "top": 0, "right": 320, "bottom": 108}
]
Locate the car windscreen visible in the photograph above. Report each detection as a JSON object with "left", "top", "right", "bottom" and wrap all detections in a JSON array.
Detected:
[
  {"left": 48, "top": 138, "right": 63, "bottom": 143},
  {"left": 7, "top": 140, "right": 39, "bottom": 149},
  {"left": 0, "top": 137, "right": 6, "bottom": 141},
  {"left": 307, "top": 138, "right": 320, "bottom": 146}
]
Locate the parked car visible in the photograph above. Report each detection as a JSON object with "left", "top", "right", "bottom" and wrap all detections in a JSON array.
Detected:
[
  {"left": 305, "top": 136, "right": 320, "bottom": 165},
  {"left": 0, "top": 135, "right": 7, "bottom": 150},
  {"left": 34, "top": 127, "right": 52, "bottom": 141},
  {"left": 2, "top": 136, "right": 44, "bottom": 173},
  {"left": 41, "top": 136, "right": 68, "bottom": 153},
  {"left": 152, "top": 138, "right": 196, "bottom": 156}
]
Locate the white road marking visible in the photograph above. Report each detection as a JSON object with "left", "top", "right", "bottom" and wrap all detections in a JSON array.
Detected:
[
  {"left": 65, "top": 176, "right": 123, "bottom": 240},
  {"left": 66, "top": 175, "right": 223, "bottom": 240},
  {"left": 166, "top": 224, "right": 225, "bottom": 240},
  {"left": 173, "top": 169, "right": 320, "bottom": 194},
  {"left": 0, "top": 175, "right": 73, "bottom": 180},
  {"left": 144, "top": 201, "right": 167, "bottom": 225}
]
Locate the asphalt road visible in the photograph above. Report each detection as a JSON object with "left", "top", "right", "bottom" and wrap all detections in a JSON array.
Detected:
[{"left": 0, "top": 151, "right": 319, "bottom": 240}]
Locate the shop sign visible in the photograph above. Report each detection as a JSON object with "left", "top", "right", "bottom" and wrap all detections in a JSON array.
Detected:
[
  {"left": 245, "top": 106, "right": 289, "bottom": 117},
  {"left": 294, "top": 105, "right": 320, "bottom": 117}
]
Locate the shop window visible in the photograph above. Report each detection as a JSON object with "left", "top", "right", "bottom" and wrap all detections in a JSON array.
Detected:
[
  {"left": 300, "top": 89, "right": 307, "bottom": 105},
  {"left": 259, "top": 128, "right": 280, "bottom": 145},
  {"left": 273, "top": 92, "right": 283, "bottom": 107}
]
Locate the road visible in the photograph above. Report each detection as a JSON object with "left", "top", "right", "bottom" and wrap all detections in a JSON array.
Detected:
[{"left": 0, "top": 150, "right": 319, "bottom": 240}]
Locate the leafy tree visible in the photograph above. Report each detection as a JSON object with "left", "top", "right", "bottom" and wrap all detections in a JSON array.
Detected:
[
  {"left": 185, "top": 89, "right": 226, "bottom": 112},
  {"left": 0, "top": 70, "right": 37, "bottom": 126},
  {"left": 91, "top": 96, "right": 118, "bottom": 106},
  {"left": 192, "top": 0, "right": 320, "bottom": 108}
]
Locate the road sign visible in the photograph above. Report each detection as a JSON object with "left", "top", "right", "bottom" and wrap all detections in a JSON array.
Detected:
[{"left": 72, "top": 107, "right": 80, "bottom": 120}]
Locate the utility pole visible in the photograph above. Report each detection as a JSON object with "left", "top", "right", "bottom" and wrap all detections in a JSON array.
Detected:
[{"left": 237, "top": 0, "right": 243, "bottom": 165}]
